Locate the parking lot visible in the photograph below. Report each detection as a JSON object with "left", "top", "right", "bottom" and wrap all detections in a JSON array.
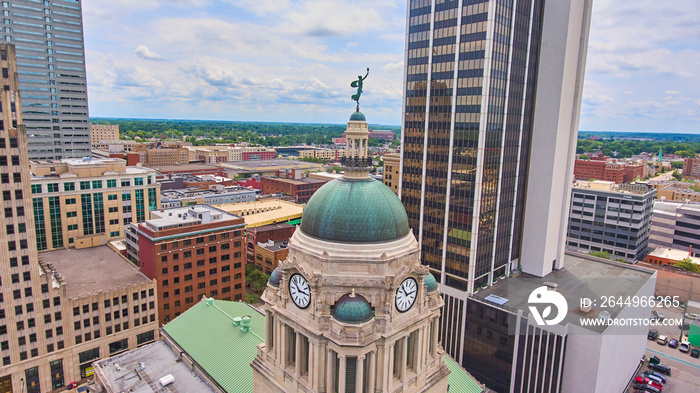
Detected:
[{"left": 626, "top": 304, "right": 700, "bottom": 393}]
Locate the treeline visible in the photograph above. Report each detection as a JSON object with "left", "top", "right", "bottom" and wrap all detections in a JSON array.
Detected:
[
  {"left": 91, "top": 118, "right": 399, "bottom": 147},
  {"left": 577, "top": 138, "right": 700, "bottom": 159}
]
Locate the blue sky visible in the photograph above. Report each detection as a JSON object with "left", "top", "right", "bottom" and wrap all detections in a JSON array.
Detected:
[{"left": 83, "top": 0, "right": 700, "bottom": 132}]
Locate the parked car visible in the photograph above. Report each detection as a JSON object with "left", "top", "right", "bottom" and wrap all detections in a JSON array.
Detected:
[
  {"left": 648, "top": 355, "right": 661, "bottom": 365},
  {"left": 668, "top": 339, "right": 678, "bottom": 348},
  {"left": 691, "top": 348, "right": 700, "bottom": 358},
  {"left": 679, "top": 322, "right": 690, "bottom": 331},
  {"left": 652, "top": 310, "right": 666, "bottom": 321},
  {"left": 634, "top": 383, "right": 661, "bottom": 393},
  {"left": 648, "top": 363, "right": 672, "bottom": 375},
  {"left": 634, "top": 376, "right": 663, "bottom": 390},
  {"left": 679, "top": 341, "right": 690, "bottom": 353},
  {"left": 657, "top": 335, "right": 668, "bottom": 345},
  {"left": 648, "top": 329, "right": 659, "bottom": 340},
  {"left": 642, "top": 371, "right": 666, "bottom": 384}
]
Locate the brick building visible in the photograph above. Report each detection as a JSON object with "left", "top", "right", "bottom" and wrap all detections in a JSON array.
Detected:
[
  {"left": 90, "top": 124, "right": 119, "bottom": 145},
  {"left": 573, "top": 158, "right": 643, "bottom": 184},
  {"left": 245, "top": 223, "right": 296, "bottom": 270},
  {"left": 684, "top": 157, "right": 700, "bottom": 178},
  {"left": 382, "top": 153, "right": 400, "bottom": 195},
  {"left": 260, "top": 171, "right": 327, "bottom": 203},
  {"left": 135, "top": 206, "right": 246, "bottom": 324}
]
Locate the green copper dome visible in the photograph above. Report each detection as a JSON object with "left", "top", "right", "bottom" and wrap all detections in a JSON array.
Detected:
[
  {"left": 268, "top": 267, "right": 283, "bottom": 287},
  {"left": 300, "top": 177, "right": 410, "bottom": 243},
  {"left": 332, "top": 293, "right": 373, "bottom": 324},
  {"left": 349, "top": 111, "right": 366, "bottom": 121},
  {"left": 424, "top": 273, "right": 438, "bottom": 292}
]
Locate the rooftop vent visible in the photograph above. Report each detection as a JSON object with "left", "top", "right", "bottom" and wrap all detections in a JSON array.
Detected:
[
  {"left": 159, "top": 374, "right": 175, "bottom": 387},
  {"left": 543, "top": 282, "right": 558, "bottom": 290}
]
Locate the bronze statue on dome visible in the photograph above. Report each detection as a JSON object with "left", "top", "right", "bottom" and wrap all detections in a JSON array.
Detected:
[{"left": 351, "top": 68, "right": 369, "bottom": 105}]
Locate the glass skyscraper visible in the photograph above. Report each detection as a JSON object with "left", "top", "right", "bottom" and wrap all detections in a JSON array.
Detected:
[
  {"left": 1, "top": 0, "right": 90, "bottom": 160},
  {"left": 400, "top": 0, "right": 592, "bottom": 374}
]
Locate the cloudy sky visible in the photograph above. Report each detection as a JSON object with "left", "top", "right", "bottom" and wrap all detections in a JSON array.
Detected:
[{"left": 83, "top": 0, "right": 700, "bottom": 132}]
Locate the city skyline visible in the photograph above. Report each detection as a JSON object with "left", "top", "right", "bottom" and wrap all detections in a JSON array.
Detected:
[{"left": 82, "top": 0, "right": 700, "bottom": 132}]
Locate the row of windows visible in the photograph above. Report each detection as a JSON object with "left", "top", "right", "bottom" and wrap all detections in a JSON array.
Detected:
[{"left": 31, "top": 178, "right": 151, "bottom": 194}]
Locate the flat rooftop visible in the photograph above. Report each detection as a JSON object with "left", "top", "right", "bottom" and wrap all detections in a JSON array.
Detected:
[
  {"left": 219, "top": 159, "right": 323, "bottom": 171},
  {"left": 475, "top": 252, "right": 656, "bottom": 333},
  {"left": 146, "top": 205, "right": 241, "bottom": 230},
  {"left": 212, "top": 199, "right": 304, "bottom": 228},
  {"left": 648, "top": 247, "right": 700, "bottom": 263},
  {"left": 154, "top": 163, "right": 221, "bottom": 173},
  {"left": 258, "top": 239, "right": 290, "bottom": 252},
  {"left": 95, "top": 341, "right": 218, "bottom": 393},
  {"left": 266, "top": 176, "right": 326, "bottom": 186},
  {"left": 40, "top": 246, "right": 150, "bottom": 298}
]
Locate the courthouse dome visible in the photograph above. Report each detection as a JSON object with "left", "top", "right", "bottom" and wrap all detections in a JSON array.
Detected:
[{"left": 300, "top": 177, "right": 410, "bottom": 243}]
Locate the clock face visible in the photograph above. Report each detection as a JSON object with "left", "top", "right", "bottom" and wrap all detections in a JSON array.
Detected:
[
  {"left": 395, "top": 277, "right": 418, "bottom": 313},
  {"left": 289, "top": 273, "right": 311, "bottom": 309}
]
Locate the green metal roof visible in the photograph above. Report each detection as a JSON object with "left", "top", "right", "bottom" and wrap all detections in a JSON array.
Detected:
[
  {"left": 163, "top": 299, "right": 265, "bottom": 393},
  {"left": 332, "top": 293, "right": 374, "bottom": 324},
  {"left": 300, "top": 177, "right": 410, "bottom": 243},
  {"left": 445, "top": 355, "right": 485, "bottom": 393},
  {"left": 163, "top": 299, "right": 484, "bottom": 393},
  {"left": 350, "top": 111, "right": 366, "bottom": 121},
  {"left": 425, "top": 272, "right": 438, "bottom": 292}
]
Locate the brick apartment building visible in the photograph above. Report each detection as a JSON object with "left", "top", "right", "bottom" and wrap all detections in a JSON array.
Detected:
[
  {"left": 573, "top": 158, "right": 647, "bottom": 184},
  {"left": 684, "top": 157, "right": 700, "bottom": 178},
  {"left": 135, "top": 206, "right": 246, "bottom": 324},
  {"left": 246, "top": 223, "right": 296, "bottom": 272},
  {"left": 260, "top": 169, "right": 327, "bottom": 203}
]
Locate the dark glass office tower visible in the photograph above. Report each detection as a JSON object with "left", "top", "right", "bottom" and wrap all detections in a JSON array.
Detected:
[
  {"left": 1, "top": 0, "right": 90, "bottom": 160},
  {"left": 402, "top": 0, "right": 544, "bottom": 293},
  {"left": 400, "top": 0, "right": 592, "bottom": 374}
]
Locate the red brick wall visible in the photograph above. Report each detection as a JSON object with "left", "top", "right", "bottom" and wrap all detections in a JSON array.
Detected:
[{"left": 138, "top": 217, "right": 246, "bottom": 325}]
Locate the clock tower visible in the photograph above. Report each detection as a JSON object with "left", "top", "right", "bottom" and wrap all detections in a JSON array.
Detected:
[{"left": 252, "top": 108, "right": 450, "bottom": 393}]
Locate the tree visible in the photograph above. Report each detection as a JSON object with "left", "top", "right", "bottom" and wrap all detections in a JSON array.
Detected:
[
  {"left": 578, "top": 154, "right": 590, "bottom": 160},
  {"left": 245, "top": 264, "right": 270, "bottom": 294},
  {"left": 675, "top": 258, "right": 700, "bottom": 273},
  {"left": 389, "top": 139, "right": 400, "bottom": 149},
  {"left": 671, "top": 161, "right": 684, "bottom": 169},
  {"left": 246, "top": 294, "right": 260, "bottom": 304},
  {"left": 672, "top": 170, "right": 682, "bottom": 181},
  {"left": 589, "top": 251, "right": 611, "bottom": 259}
]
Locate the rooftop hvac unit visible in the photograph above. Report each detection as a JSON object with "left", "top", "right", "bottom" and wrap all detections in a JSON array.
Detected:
[{"left": 159, "top": 374, "right": 175, "bottom": 386}]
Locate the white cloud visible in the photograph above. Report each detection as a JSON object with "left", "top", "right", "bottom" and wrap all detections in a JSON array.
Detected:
[{"left": 134, "top": 45, "right": 165, "bottom": 61}]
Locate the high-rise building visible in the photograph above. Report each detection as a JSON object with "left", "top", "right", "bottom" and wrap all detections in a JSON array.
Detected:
[
  {"left": 0, "top": 43, "right": 159, "bottom": 393},
  {"left": 400, "top": 0, "right": 593, "bottom": 382},
  {"left": 2, "top": 0, "right": 91, "bottom": 160},
  {"left": 565, "top": 181, "right": 655, "bottom": 262},
  {"left": 29, "top": 157, "right": 160, "bottom": 251},
  {"left": 89, "top": 124, "right": 119, "bottom": 145},
  {"left": 649, "top": 200, "right": 700, "bottom": 256},
  {"left": 132, "top": 205, "right": 247, "bottom": 325}
]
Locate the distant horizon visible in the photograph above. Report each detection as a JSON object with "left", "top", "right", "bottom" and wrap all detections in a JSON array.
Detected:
[{"left": 91, "top": 117, "right": 700, "bottom": 135}]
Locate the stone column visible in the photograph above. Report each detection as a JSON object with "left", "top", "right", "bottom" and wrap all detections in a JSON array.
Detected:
[
  {"left": 280, "top": 323, "right": 287, "bottom": 367},
  {"left": 367, "top": 351, "right": 376, "bottom": 393},
  {"left": 326, "top": 349, "right": 335, "bottom": 392},
  {"left": 401, "top": 337, "right": 408, "bottom": 381},
  {"left": 308, "top": 341, "right": 315, "bottom": 388},
  {"left": 356, "top": 354, "right": 365, "bottom": 393},
  {"left": 338, "top": 355, "right": 346, "bottom": 393},
  {"left": 387, "top": 343, "right": 394, "bottom": 392},
  {"left": 266, "top": 311, "right": 273, "bottom": 353},
  {"left": 432, "top": 318, "right": 439, "bottom": 357},
  {"left": 295, "top": 331, "right": 302, "bottom": 377}
]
